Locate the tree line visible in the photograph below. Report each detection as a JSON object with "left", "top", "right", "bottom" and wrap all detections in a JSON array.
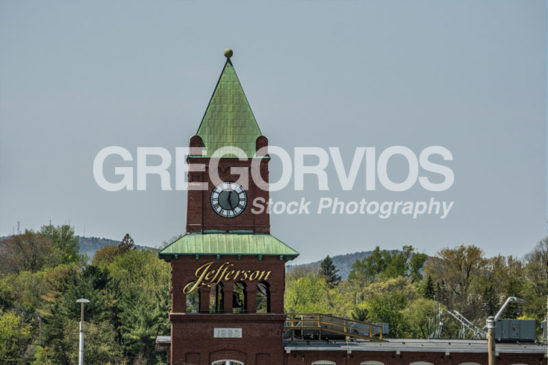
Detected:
[
  {"left": 285, "top": 241, "right": 548, "bottom": 339},
  {"left": 1, "top": 225, "right": 546, "bottom": 363},
  {"left": 0, "top": 226, "right": 170, "bottom": 364}
]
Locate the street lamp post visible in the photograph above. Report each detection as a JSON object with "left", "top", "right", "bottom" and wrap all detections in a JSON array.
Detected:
[
  {"left": 76, "top": 298, "right": 90, "bottom": 365},
  {"left": 486, "top": 316, "right": 495, "bottom": 365}
]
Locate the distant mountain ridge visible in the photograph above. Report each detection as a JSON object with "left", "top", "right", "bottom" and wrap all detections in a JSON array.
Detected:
[
  {"left": 0, "top": 235, "right": 156, "bottom": 261},
  {"left": 2, "top": 233, "right": 372, "bottom": 274},
  {"left": 77, "top": 236, "right": 156, "bottom": 260},
  {"left": 287, "top": 251, "right": 374, "bottom": 280}
]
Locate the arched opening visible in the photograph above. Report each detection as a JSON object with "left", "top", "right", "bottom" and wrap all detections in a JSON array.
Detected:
[
  {"left": 185, "top": 282, "right": 199, "bottom": 313},
  {"left": 232, "top": 281, "right": 247, "bottom": 313},
  {"left": 256, "top": 281, "right": 270, "bottom": 313},
  {"left": 211, "top": 361, "right": 244, "bottom": 365},
  {"left": 209, "top": 282, "right": 224, "bottom": 313},
  {"left": 311, "top": 361, "right": 336, "bottom": 365}
]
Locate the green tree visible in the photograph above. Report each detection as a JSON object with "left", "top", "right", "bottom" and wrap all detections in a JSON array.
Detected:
[
  {"left": 401, "top": 298, "right": 439, "bottom": 338},
  {"left": 348, "top": 245, "right": 427, "bottom": 284},
  {"left": 351, "top": 306, "right": 369, "bottom": 322},
  {"left": 0, "top": 309, "right": 31, "bottom": 364},
  {"left": 285, "top": 274, "right": 338, "bottom": 313},
  {"left": 424, "top": 245, "right": 487, "bottom": 319},
  {"left": 424, "top": 275, "right": 435, "bottom": 300},
  {"left": 320, "top": 256, "right": 341, "bottom": 288},
  {"left": 522, "top": 238, "right": 548, "bottom": 322},
  {"left": 40, "top": 225, "right": 82, "bottom": 265}
]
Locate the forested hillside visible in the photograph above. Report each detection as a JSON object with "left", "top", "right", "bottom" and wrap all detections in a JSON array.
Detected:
[
  {"left": 77, "top": 236, "right": 156, "bottom": 261},
  {"left": 285, "top": 243, "right": 548, "bottom": 339},
  {"left": 287, "top": 251, "right": 374, "bottom": 280}
]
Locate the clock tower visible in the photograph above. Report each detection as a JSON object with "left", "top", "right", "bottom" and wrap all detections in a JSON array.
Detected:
[{"left": 159, "top": 49, "right": 299, "bottom": 365}]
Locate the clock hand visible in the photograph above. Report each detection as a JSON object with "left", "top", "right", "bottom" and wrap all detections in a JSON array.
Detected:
[{"left": 227, "top": 191, "right": 234, "bottom": 209}]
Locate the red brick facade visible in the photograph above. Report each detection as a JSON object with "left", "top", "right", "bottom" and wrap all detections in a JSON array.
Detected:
[{"left": 186, "top": 136, "right": 270, "bottom": 234}]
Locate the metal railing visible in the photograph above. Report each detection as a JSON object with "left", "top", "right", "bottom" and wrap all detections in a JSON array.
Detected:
[{"left": 285, "top": 313, "right": 384, "bottom": 341}]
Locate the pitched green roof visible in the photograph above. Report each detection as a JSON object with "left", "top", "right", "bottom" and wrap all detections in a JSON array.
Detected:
[
  {"left": 196, "top": 59, "right": 262, "bottom": 158},
  {"left": 159, "top": 233, "right": 299, "bottom": 260}
]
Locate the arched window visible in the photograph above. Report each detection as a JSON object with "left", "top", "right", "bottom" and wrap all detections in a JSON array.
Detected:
[
  {"left": 232, "top": 281, "right": 247, "bottom": 313},
  {"left": 185, "top": 282, "right": 199, "bottom": 313},
  {"left": 311, "top": 361, "right": 336, "bottom": 365},
  {"left": 211, "top": 361, "right": 244, "bottom": 365},
  {"left": 256, "top": 282, "right": 270, "bottom": 313},
  {"left": 209, "top": 283, "right": 224, "bottom": 313}
]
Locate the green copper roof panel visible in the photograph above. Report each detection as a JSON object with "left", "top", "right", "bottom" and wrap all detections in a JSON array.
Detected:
[
  {"left": 196, "top": 60, "right": 262, "bottom": 158},
  {"left": 159, "top": 233, "right": 299, "bottom": 259}
]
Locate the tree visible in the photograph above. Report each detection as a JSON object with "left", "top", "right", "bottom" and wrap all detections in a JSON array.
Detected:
[
  {"left": 117, "top": 288, "right": 169, "bottom": 363},
  {"left": 0, "top": 231, "right": 59, "bottom": 274},
  {"left": 482, "top": 284, "right": 498, "bottom": 317},
  {"left": 362, "top": 291, "right": 408, "bottom": 337},
  {"left": 424, "top": 275, "right": 435, "bottom": 300},
  {"left": 522, "top": 238, "right": 548, "bottom": 322},
  {"left": 423, "top": 245, "right": 487, "bottom": 319},
  {"left": 40, "top": 225, "right": 81, "bottom": 265},
  {"left": 0, "top": 309, "right": 31, "bottom": 364},
  {"left": 351, "top": 306, "right": 369, "bottom": 322},
  {"left": 119, "top": 233, "right": 135, "bottom": 252},
  {"left": 409, "top": 252, "right": 428, "bottom": 282},
  {"left": 92, "top": 245, "right": 122, "bottom": 267},
  {"left": 320, "top": 256, "right": 341, "bottom": 288},
  {"left": 285, "top": 274, "right": 338, "bottom": 314},
  {"left": 348, "top": 245, "right": 427, "bottom": 284},
  {"left": 401, "top": 298, "right": 440, "bottom": 338}
]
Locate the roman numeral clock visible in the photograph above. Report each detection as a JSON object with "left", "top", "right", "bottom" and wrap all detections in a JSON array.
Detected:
[{"left": 158, "top": 49, "right": 299, "bottom": 365}]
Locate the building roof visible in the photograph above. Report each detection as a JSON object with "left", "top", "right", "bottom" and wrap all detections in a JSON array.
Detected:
[
  {"left": 156, "top": 336, "right": 547, "bottom": 355},
  {"left": 158, "top": 233, "right": 299, "bottom": 260},
  {"left": 195, "top": 56, "right": 262, "bottom": 158},
  {"left": 284, "top": 339, "right": 548, "bottom": 354}
]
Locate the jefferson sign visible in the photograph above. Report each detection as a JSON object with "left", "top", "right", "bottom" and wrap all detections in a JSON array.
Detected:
[{"left": 182, "top": 261, "right": 272, "bottom": 294}]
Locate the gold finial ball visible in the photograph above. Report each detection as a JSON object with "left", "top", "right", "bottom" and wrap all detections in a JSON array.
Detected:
[{"left": 224, "top": 48, "right": 233, "bottom": 58}]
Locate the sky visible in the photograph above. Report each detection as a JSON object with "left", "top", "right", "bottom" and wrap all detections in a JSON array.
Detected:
[{"left": 0, "top": 1, "right": 546, "bottom": 264}]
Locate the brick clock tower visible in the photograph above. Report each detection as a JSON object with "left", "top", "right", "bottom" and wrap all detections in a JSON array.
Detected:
[{"left": 159, "top": 49, "right": 299, "bottom": 365}]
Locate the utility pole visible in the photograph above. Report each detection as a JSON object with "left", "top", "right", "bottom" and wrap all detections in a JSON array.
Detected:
[
  {"left": 76, "top": 298, "right": 90, "bottom": 365},
  {"left": 486, "top": 316, "right": 495, "bottom": 365}
]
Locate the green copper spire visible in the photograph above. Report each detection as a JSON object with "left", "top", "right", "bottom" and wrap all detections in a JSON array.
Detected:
[{"left": 196, "top": 49, "right": 262, "bottom": 157}]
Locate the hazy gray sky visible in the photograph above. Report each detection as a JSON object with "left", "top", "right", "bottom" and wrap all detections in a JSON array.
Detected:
[{"left": 1, "top": 1, "right": 546, "bottom": 264}]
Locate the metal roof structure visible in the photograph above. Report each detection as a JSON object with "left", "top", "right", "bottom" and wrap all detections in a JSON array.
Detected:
[
  {"left": 195, "top": 53, "right": 262, "bottom": 158},
  {"left": 156, "top": 336, "right": 546, "bottom": 355},
  {"left": 284, "top": 339, "right": 547, "bottom": 355},
  {"left": 158, "top": 233, "right": 299, "bottom": 260}
]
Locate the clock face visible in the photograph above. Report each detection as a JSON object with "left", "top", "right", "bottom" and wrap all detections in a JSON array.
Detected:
[{"left": 210, "top": 182, "right": 247, "bottom": 218}]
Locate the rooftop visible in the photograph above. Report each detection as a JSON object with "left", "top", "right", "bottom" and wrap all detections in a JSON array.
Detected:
[
  {"left": 195, "top": 49, "right": 262, "bottom": 158},
  {"left": 158, "top": 232, "right": 299, "bottom": 260},
  {"left": 284, "top": 339, "right": 547, "bottom": 354}
]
